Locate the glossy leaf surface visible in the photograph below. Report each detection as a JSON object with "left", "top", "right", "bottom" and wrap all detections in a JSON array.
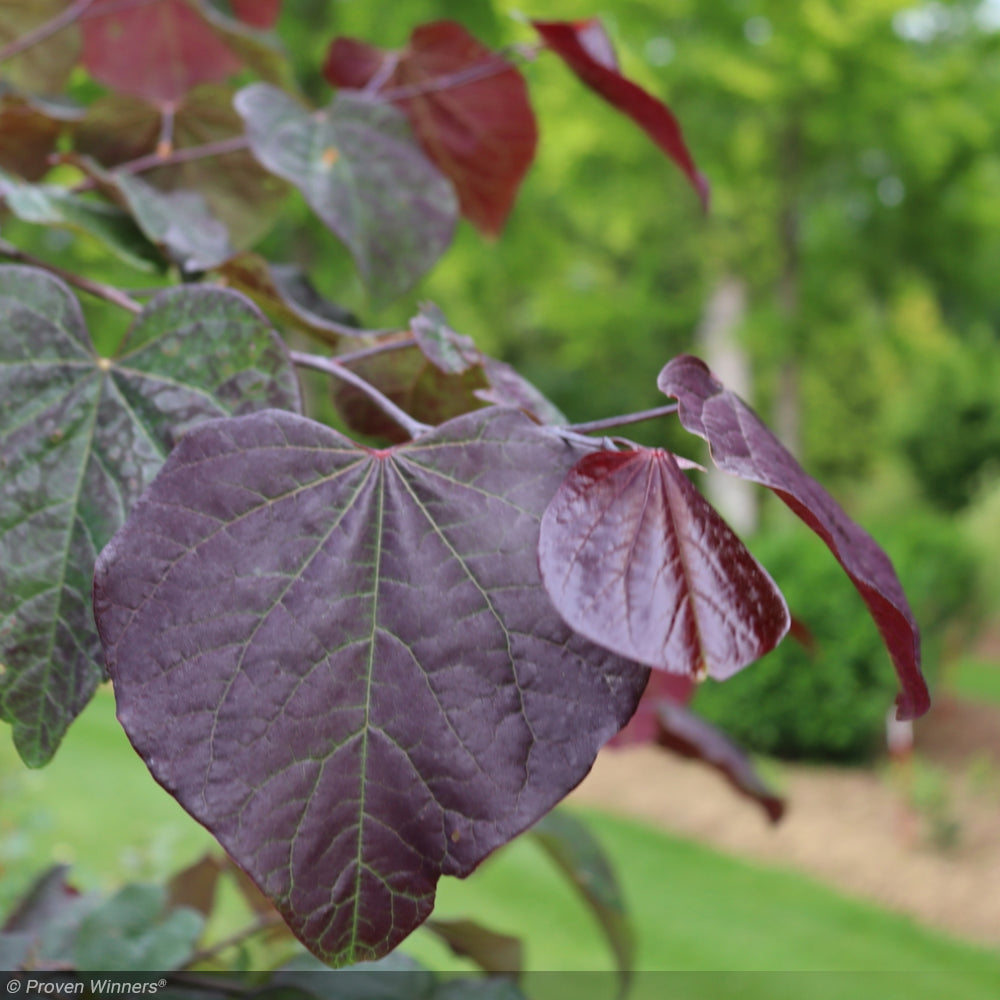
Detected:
[
  {"left": 236, "top": 84, "right": 458, "bottom": 303},
  {"left": 93, "top": 407, "right": 648, "bottom": 966},
  {"left": 324, "top": 21, "right": 537, "bottom": 235},
  {"left": 0, "top": 268, "right": 300, "bottom": 766},
  {"left": 539, "top": 448, "right": 790, "bottom": 680},
  {"left": 532, "top": 19, "right": 708, "bottom": 208},
  {"left": 529, "top": 809, "right": 632, "bottom": 993},
  {"left": 658, "top": 355, "right": 929, "bottom": 720}
]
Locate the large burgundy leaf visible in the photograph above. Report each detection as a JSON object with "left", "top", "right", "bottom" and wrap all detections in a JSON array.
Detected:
[
  {"left": 324, "top": 21, "right": 537, "bottom": 236},
  {"left": 539, "top": 448, "right": 789, "bottom": 680},
  {"left": 92, "top": 407, "right": 649, "bottom": 967},
  {"left": 658, "top": 355, "right": 928, "bottom": 720},
  {"left": 531, "top": 19, "right": 708, "bottom": 209},
  {"left": 235, "top": 84, "right": 458, "bottom": 303}
]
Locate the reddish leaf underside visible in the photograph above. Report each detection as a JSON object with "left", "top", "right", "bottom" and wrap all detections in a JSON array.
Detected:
[
  {"left": 81, "top": 0, "right": 256, "bottom": 103},
  {"left": 324, "top": 21, "right": 538, "bottom": 236},
  {"left": 609, "top": 669, "right": 694, "bottom": 745},
  {"left": 93, "top": 407, "right": 648, "bottom": 967},
  {"left": 538, "top": 448, "right": 790, "bottom": 680},
  {"left": 531, "top": 19, "right": 708, "bottom": 209},
  {"left": 658, "top": 355, "right": 928, "bottom": 720}
]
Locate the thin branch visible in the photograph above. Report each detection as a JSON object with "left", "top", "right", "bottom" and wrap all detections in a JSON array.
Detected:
[
  {"left": 379, "top": 47, "right": 538, "bottom": 102},
  {"left": 0, "top": 237, "right": 143, "bottom": 314},
  {"left": 290, "top": 350, "right": 431, "bottom": 440},
  {"left": 178, "top": 912, "right": 284, "bottom": 973},
  {"left": 333, "top": 333, "right": 417, "bottom": 365},
  {"left": 116, "top": 135, "right": 250, "bottom": 175},
  {"left": 0, "top": 0, "right": 95, "bottom": 64},
  {"left": 165, "top": 973, "right": 253, "bottom": 997},
  {"left": 565, "top": 404, "right": 679, "bottom": 436}
]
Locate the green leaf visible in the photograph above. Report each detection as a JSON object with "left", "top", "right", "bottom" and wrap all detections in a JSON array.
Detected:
[
  {"left": 235, "top": 84, "right": 458, "bottom": 303},
  {"left": 73, "top": 884, "right": 203, "bottom": 971},
  {"left": 529, "top": 809, "right": 634, "bottom": 996},
  {"left": 0, "top": 266, "right": 301, "bottom": 766},
  {"left": 0, "top": 0, "right": 81, "bottom": 93},
  {"left": 0, "top": 169, "right": 162, "bottom": 271}
]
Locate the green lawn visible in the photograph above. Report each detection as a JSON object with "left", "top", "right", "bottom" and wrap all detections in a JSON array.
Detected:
[
  {"left": 3, "top": 687, "right": 1000, "bottom": 998},
  {"left": 947, "top": 658, "right": 1000, "bottom": 704}
]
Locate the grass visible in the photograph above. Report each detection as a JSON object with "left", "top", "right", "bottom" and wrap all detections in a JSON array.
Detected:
[
  {"left": 3, "top": 687, "right": 1000, "bottom": 998},
  {"left": 945, "top": 657, "right": 1000, "bottom": 705}
]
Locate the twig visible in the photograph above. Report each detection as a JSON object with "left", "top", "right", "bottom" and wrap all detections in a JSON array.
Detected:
[
  {"left": 178, "top": 912, "right": 284, "bottom": 972},
  {"left": 379, "top": 46, "right": 540, "bottom": 102},
  {"left": 0, "top": 237, "right": 143, "bottom": 314},
  {"left": 165, "top": 973, "right": 254, "bottom": 997},
  {"left": 116, "top": 135, "right": 250, "bottom": 175},
  {"left": 333, "top": 333, "right": 417, "bottom": 365},
  {"left": 565, "top": 404, "right": 679, "bottom": 435},
  {"left": 290, "top": 350, "right": 432, "bottom": 440},
  {"left": 0, "top": 0, "right": 95, "bottom": 64}
]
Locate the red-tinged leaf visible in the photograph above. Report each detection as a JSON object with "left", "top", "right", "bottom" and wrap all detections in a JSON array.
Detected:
[
  {"left": 324, "top": 22, "right": 537, "bottom": 236},
  {"left": 658, "top": 355, "right": 929, "bottom": 721},
  {"left": 608, "top": 669, "right": 694, "bottom": 747},
  {"left": 425, "top": 918, "right": 522, "bottom": 977},
  {"left": 652, "top": 700, "right": 784, "bottom": 823},
  {"left": 81, "top": 0, "right": 242, "bottom": 104},
  {"left": 230, "top": 0, "right": 281, "bottom": 29},
  {"left": 93, "top": 407, "right": 648, "bottom": 967},
  {"left": 539, "top": 448, "right": 790, "bottom": 681},
  {"left": 0, "top": 87, "right": 82, "bottom": 182},
  {"left": 531, "top": 19, "right": 708, "bottom": 209},
  {"left": 167, "top": 855, "right": 223, "bottom": 920}
]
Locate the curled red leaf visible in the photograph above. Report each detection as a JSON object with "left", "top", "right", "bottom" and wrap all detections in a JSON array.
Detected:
[
  {"left": 658, "top": 355, "right": 928, "bottom": 721},
  {"left": 538, "top": 447, "right": 790, "bottom": 680},
  {"left": 532, "top": 19, "right": 708, "bottom": 209}
]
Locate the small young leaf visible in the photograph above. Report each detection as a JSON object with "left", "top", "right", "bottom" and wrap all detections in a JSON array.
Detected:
[
  {"left": 0, "top": 86, "right": 81, "bottom": 182},
  {"left": 529, "top": 809, "right": 633, "bottom": 994},
  {"left": 166, "top": 855, "right": 224, "bottom": 920},
  {"left": 538, "top": 447, "right": 790, "bottom": 680},
  {"left": 531, "top": 19, "right": 708, "bottom": 209},
  {"left": 658, "top": 354, "right": 929, "bottom": 720},
  {"left": 324, "top": 22, "right": 538, "bottom": 236},
  {"left": 0, "top": 268, "right": 301, "bottom": 766},
  {"left": 93, "top": 407, "right": 648, "bottom": 967},
  {"left": 235, "top": 84, "right": 458, "bottom": 303}
]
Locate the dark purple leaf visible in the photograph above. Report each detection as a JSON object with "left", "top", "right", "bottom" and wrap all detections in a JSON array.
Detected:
[
  {"left": 235, "top": 84, "right": 458, "bottom": 303},
  {"left": 0, "top": 268, "right": 301, "bottom": 766},
  {"left": 93, "top": 407, "right": 649, "bottom": 966},
  {"left": 531, "top": 19, "right": 708, "bottom": 209},
  {"left": 424, "top": 918, "right": 522, "bottom": 977},
  {"left": 658, "top": 354, "right": 928, "bottom": 720},
  {"left": 539, "top": 447, "right": 790, "bottom": 680},
  {"left": 529, "top": 809, "right": 632, "bottom": 993},
  {"left": 1, "top": 865, "right": 79, "bottom": 934},
  {"left": 608, "top": 669, "right": 694, "bottom": 746},
  {"left": 652, "top": 700, "right": 784, "bottom": 823}
]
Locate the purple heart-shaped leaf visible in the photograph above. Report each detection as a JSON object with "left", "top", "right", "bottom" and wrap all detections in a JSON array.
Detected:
[
  {"left": 538, "top": 447, "right": 790, "bottom": 681},
  {"left": 93, "top": 407, "right": 647, "bottom": 966},
  {"left": 658, "top": 354, "right": 928, "bottom": 720}
]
